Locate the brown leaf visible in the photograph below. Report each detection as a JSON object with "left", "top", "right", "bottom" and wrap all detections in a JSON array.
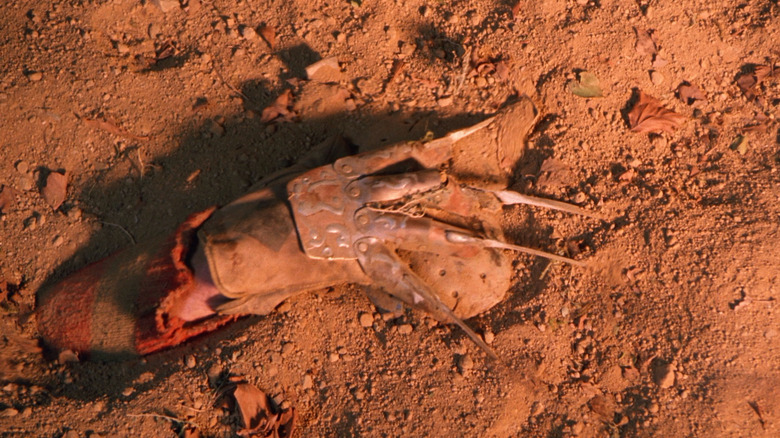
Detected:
[
  {"left": 42, "top": 171, "right": 67, "bottom": 210},
  {"left": 736, "top": 65, "right": 773, "bottom": 100},
  {"left": 82, "top": 115, "right": 150, "bottom": 141},
  {"left": 260, "top": 90, "right": 296, "bottom": 124},
  {"left": 677, "top": 82, "right": 706, "bottom": 105},
  {"left": 628, "top": 91, "right": 685, "bottom": 134},
  {"left": 634, "top": 27, "right": 657, "bottom": 57},
  {"left": 155, "top": 39, "right": 179, "bottom": 61},
  {"left": 0, "top": 185, "right": 20, "bottom": 214},
  {"left": 259, "top": 25, "right": 276, "bottom": 50},
  {"left": 233, "top": 382, "right": 295, "bottom": 438}
]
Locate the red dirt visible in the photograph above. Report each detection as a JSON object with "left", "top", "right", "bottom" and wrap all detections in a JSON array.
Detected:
[{"left": 1, "top": 0, "right": 779, "bottom": 436}]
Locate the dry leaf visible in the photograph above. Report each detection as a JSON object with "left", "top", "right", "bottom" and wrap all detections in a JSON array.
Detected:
[
  {"left": 730, "top": 135, "right": 749, "bottom": 155},
  {"left": 82, "top": 116, "right": 150, "bottom": 141},
  {"left": 634, "top": 28, "right": 657, "bottom": 56},
  {"left": 736, "top": 65, "right": 773, "bottom": 100},
  {"left": 259, "top": 25, "right": 276, "bottom": 50},
  {"left": 628, "top": 91, "right": 685, "bottom": 134},
  {"left": 155, "top": 40, "right": 179, "bottom": 61},
  {"left": 42, "top": 171, "right": 67, "bottom": 210},
  {"left": 233, "top": 382, "right": 295, "bottom": 438},
  {"left": 568, "top": 71, "right": 603, "bottom": 98},
  {"left": 677, "top": 82, "right": 706, "bottom": 105},
  {"left": 0, "top": 185, "right": 19, "bottom": 214},
  {"left": 260, "top": 90, "right": 296, "bottom": 123}
]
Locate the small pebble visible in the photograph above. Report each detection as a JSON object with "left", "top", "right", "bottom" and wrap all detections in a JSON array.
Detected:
[
  {"left": 654, "top": 363, "right": 676, "bottom": 388},
  {"left": 0, "top": 408, "right": 18, "bottom": 417},
  {"left": 281, "top": 342, "right": 295, "bottom": 356},
  {"left": 24, "top": 215, "right": 38, "bottom": 230},
  {"left": 67, "top": 207, "right": 82, "bottom": 221},
  {"left": 398, "top": 324, "right": 413, "bottom": 335},
  {"left": 459, "top": 354, "right": 474, "bottom": 371},
  {"left": 359, "top": 312, "right": 374, "bottom": 328},
  {"left": 302, "top": 374, "right": 313, "bottom": 390},
  {"left": 20, "top": 176, "right": 34, "bottom": 191},
  {"left": 240, "top": 26, "right": 258, "bottom": 40},
  {"left": 92, "top": 401, "right": 105, "bottom": 413},
  {"left": 153, "top": 0, "right": 179, "bottom": 13},
  {"left": 15, "top": 160, "right": 29, "bottom": 174},
  {"left": 122, "top": 387, "right": 134, "bottom": 397},
  {"left": 148, "top": 23, "right": 160, "bottom": 38},
  {"left": 207, "top": 363, "right": 222, "bottom": 384},
  {"left": 26, "top": 71, "right": 43, "bottom": 82},
  {"left": 437, "top": 96, "right": 453, "bottom": 107},
  {"left": 186, "top": 355, "right": 196, "bottom": 368},
  {"left": 650, "top": 70, "right": 665, "bottom": 85},
  {"left": 483, "top": 330, "right": 494, "bottom": 344},
  {"left": 328, "top": 352, "right": 340, "bottom": 362},
  {"left": 276, "top": 301, "right": 291, "bottom": 313}
]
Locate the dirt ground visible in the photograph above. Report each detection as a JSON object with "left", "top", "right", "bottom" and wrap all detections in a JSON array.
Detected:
[{"left": 1, "top": 0, "right": 779, "bottom": 436}]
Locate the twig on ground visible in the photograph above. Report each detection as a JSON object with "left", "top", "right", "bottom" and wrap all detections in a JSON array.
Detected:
[
  {"left": 213, "top": 67, "right": 255, "bottom": 105},
  {"left": 100, "top": 221, "right": 136, "bottom": 245}
]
